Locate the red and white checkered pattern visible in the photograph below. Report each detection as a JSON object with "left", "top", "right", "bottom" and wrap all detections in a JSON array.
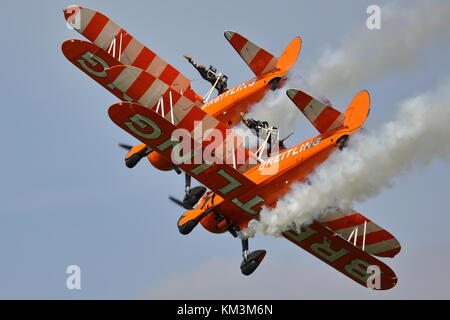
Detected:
[
  {"left": 64, "top": 5, "right": 196, "bottom": 96},
  {"left": 287, "top": 89, "right": 345, "bottom": 134},
  {"left": 318, "top": 209, "right": 401, "bottom": 258},
  {"left": 106, "top": 65, "right": 255, "bottom": 170},
  {"left": 224, "top": 31, "right": 278, "bottom": 76}
]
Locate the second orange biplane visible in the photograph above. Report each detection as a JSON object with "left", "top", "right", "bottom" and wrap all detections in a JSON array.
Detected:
[{"left": 62, "top": 5, "right": 400, "bottom": 290}]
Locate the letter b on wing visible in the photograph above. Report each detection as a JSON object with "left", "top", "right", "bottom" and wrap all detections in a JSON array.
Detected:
[{"left": 366, "top": 265, "right": 381, "bottom": 289}]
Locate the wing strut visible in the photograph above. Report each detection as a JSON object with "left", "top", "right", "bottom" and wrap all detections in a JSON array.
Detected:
[
  {"left": 203, "top": 75, "right": 222, "bottom": 103},
  {"left": 346, "top": 220, "right": 368, "bottom": 250}
]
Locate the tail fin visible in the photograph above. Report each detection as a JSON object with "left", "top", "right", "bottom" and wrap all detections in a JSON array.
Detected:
[
  {"left": 224, "top": 31, "right": 301, "bottom": 76},
  {"left": 286, "top": 89, "right": 370, "bottom": 134},
  {"left": 277, "top": 37, "right": 302, "bottom": 73}
]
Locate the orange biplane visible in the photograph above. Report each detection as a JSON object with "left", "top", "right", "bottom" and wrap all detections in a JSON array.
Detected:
[{"left": 62, "top": 5, "right": 400, "bottom": 290}]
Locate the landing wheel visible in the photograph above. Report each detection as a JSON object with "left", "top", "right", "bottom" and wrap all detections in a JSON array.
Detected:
[
  {"left": 183, "top": 186, "right": 206, "bottom": 209},
  {"left": 240, "top": 250, "right": 267, "bottom": 276},
  {"left": 239, "top": 239, "right": 266, "bottom": 276}
]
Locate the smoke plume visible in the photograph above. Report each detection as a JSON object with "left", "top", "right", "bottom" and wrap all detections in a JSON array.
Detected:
[
  {"left": 241, "top": 77, "right": 450, "bottom": 238},
  {"left": 307, "top": 0, "right": 450, "bottom": 95},
  {"left": 248, "top": 0, "right": 450, "bottom": 134}
]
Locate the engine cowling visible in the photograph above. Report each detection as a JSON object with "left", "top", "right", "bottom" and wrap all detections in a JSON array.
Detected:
[
  {"left": 147, "top": 151, "right": 173, "bottom": 171},
  {"left": 200, "top": 210, "right": 230, "bottom": 234}
]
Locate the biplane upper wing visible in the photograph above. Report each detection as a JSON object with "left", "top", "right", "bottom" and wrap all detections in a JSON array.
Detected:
[
  {"left": 318, "top": 209, "right": 401, "bottom": 258},
  {"left": 63, "top": 5, "right": 203, "bottom": 105},
  {"left": 283, "top": 221, "right": 398, "bottom": 290}
]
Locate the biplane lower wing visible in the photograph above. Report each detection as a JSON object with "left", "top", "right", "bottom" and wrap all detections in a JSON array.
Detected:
[
  {"left": 318, "top": 210, "right": 401, "bottom": 258},
  {"left": 105, "top": 65, "right": 259, "bottom": 172},
  {"left": 108, "top": 102, "right": 258, "bottom": 204},
  {"left": 283, "top": 221, "right": 397, "bottom": 290},
  {"left": 63, "top": 5, "right": 203, "bottom": 105}
]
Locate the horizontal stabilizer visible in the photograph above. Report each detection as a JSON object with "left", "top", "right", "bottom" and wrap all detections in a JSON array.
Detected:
[
  {"left": 287, "top": 89, "right": 345, "bottom": 133},
  {"left": 224, "top": 31, "right": 278, "bottom": 76}
]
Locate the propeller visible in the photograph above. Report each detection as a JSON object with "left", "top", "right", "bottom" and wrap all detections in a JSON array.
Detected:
[
  {"left": 119, "top": 143, "right": 133, "bottom": 151},
  {"left": 169, "top": 185, "right": 207, "bottom": 210},
  {"left": 119, "top": 143, "right": 184, "bottom": 173},
  {"left": 118, "top": 143, "right": 152, "bottom": 168}
]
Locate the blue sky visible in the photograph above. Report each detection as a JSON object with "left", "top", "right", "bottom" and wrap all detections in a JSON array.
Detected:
[{"left": 1, "top": 0, "right": 450, "bottom": 299}]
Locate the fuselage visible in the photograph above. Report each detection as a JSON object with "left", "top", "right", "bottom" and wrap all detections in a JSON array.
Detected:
[
  {"left": 196, "top": 109, "right": 355, "bottom": 233},
  {"left": 202, "top": 69, "right": 286, "bottom": 128}
]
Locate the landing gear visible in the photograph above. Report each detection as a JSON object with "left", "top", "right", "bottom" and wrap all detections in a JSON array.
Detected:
[
  {"left": 240, "top": 239, "right": 266, "bottom": 276},
  {"left": 184, "top": 186, "right": 207, "bottom": 208},
  {"left": 169, "top": 174, "right": 207, "bottom": 210}
]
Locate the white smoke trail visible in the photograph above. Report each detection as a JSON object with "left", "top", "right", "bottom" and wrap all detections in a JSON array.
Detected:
[
  {"left": 247, "top": 73, "right": 307, "bottom": 137},
  {"left": 248, "top": 0, "right": 450, "bottom": 134},
  {"left": 232, "top": 123, "right": 262, "bottom": 149},
  {"left": 307, "top": 0, "right": 450, "bottom": 95},
  {"left": 241, "top": 77, "right": 450, "bottom": 238}
]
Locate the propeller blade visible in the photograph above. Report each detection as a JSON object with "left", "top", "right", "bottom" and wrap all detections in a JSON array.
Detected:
[
  {"left": 169, "top": 196, "right": 194, "bottom": 210},
  {"left": 119, "top": 143, "right": 133, "bottom": 151}
]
